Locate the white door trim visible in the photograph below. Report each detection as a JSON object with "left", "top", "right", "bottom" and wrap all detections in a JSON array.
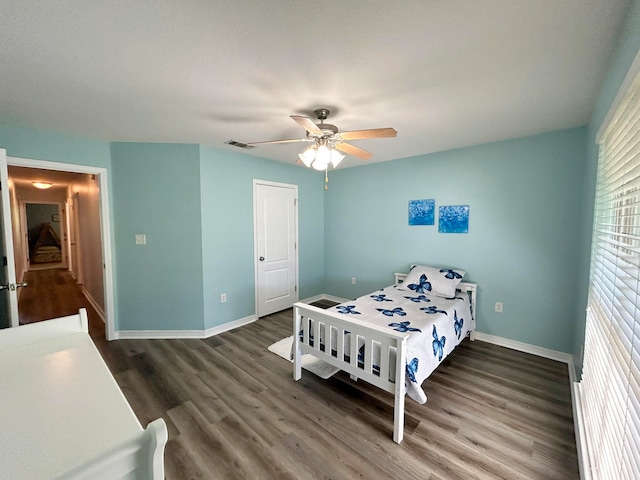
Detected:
[
  {"left": 253, "top": 179, "right": 299, "bottom": 318},
  {"left": 7, "top": 156, "right": 117, "bottom": 340},
  {"left": 0, "top": 149, "right": 19, "bottom": 326}
]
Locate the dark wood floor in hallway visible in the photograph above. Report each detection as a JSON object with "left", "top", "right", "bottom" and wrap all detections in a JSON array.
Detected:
[
  {"left": 18, "top": 268, "right": 105, "bottom": 337},
  {"left": 20, "top": 269, "right": 580, "bottom": 479}
]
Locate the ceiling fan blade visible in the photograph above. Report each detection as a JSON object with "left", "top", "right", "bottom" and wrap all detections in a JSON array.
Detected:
[
  {"left": 290, "top": 115, "right": 323, "bottom": 135},
  {"left": 338, "top": 128, "right": 397, "bottom": 140},
  {"left": 335, "top": 142, "right": 373, "bottom": 160},
  {"left": 247, "top": 138, "right": 311, "bottom": 146}
]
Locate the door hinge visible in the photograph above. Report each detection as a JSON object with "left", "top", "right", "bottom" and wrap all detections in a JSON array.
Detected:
[
  {"left": 294, "top": 198, "right": 297, "bottom": 206},
  {"left": 295, "top": 285, "right": 297, "bottom": 292}
]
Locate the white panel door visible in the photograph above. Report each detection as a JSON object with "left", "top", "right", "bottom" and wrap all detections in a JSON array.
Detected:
[
  {"left": 255, "top": 182, "right": 297, "bottom": 317},
  {"left": 0, "top": 149, "right": 21, "bottom": 328}
]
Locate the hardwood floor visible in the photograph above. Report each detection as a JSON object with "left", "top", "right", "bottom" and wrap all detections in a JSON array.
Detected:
[
  {"left": 18, "top": 268, "right": 106, "bottom": 337},
  {"left": 21, "top": 269, "right": 580, "bottom": 479}
]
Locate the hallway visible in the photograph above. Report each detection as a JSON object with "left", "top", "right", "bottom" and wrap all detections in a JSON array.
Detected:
[{"left": 18, "top": 268, "right": 105, "bottom": 338}]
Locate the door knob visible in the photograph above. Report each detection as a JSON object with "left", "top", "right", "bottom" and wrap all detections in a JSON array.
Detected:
[
  {"left": 0, "top": 282, "right": 27, "bottom": 291},
  {"left": 259, "top": 256, "right": 265, "bottom": 262}
]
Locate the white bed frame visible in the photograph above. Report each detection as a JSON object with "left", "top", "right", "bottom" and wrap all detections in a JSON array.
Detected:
[
  {"left": 293, "top": 273, "right": 477, "bottom": 444},
  {"left": 0, "top": 309, "right": 167, "bottom": 479}
]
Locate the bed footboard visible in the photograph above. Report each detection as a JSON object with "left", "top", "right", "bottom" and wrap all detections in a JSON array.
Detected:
[{"left": 293, "top": 302, "right": 409, "bottom": 443}]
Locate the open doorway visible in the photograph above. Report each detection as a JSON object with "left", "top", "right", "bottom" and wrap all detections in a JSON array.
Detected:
[
  {"left": 25, "top": 202, "right": 64, "bottom": 269},
  {"left": 5, "top": 158, "right": 116, "bottom": 339}
]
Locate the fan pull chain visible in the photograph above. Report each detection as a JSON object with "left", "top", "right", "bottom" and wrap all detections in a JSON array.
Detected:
[{"left": 325, "top": 168, "right": 329, "bottom": 190}]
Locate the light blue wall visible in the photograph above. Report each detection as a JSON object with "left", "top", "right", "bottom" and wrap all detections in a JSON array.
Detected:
[
  {"left": 0, "top": 122, "right": 112, "bottom": 167},
  {"left": 199, "top": 146, "right": 325, "bottom": 330},
  {"left": 574, "top": 0, "right": 640, "bottom": 369},
  {"left": 0, "top": 122, "right": 118, "bottom": 326},
  {"left": 3, "top": 3, "right": 637, "bottom": 348},
  {"left": 325, "top": 128, "right": 587, "bottom": 353},
  {"left": 110, "top": 143, "right": 205, "bottom": 331},
  {"left": 0, "top": 123, "right": 326, "bottom": 333}
]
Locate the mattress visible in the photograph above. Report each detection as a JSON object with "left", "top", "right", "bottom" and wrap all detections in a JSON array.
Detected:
[{"left": 327, "top": 285, "right": 475, "bottom": 404}]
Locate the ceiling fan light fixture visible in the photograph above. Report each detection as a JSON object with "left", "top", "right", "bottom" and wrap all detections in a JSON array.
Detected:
[
  {"left": 32, "top": 181, "right": 53, "bottom": 189},
  {"left": 299, "top": 141, "right": 345, "bottom": 171},
  {"left": 248, "top": 108, "right": 396, "bottom": 169},
  {"left": 312, "top": 144, "right": 330, "bottom": 170},
  {"left": 298, "top": 146, "right": 316, "bottom": 168},
  {"left": 330, "top": 150, "right": 345, "bottom": 168},
  {"left": 312, "top": 158, "right": 328, "bottom": 171}
]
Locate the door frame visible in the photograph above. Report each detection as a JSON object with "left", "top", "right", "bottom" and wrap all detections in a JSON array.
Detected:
[
  {"left": 252, "top": 179, "right": 299, "bottom": 318},
  {"left": 8, "top": 156, "right": 117, "bottom": 340},
  {"left": 66, "top": 192, "right": 82, "bottom": 283},
  {"left": 0, "top": 149, "right": 19, "bottom": 326}
]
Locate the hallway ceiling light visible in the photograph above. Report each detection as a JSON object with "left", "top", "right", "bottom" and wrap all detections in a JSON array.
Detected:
[{"left": 32, "top": 181, "right": 53, "bottom": 189}]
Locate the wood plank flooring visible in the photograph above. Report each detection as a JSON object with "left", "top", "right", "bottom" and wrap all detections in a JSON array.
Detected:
[
  {"left": 18, "top": 268, "right": 97, "bottom": 325},
  {"left": 20, "top": 269, "right": 580, "bottom": 479}
]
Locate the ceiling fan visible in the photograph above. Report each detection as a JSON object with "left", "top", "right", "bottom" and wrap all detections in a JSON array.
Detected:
[{"left": 246, "top": 108, "right": 397, "bottom": 170}]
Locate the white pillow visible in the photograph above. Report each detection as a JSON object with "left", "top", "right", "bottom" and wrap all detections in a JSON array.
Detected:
[{"left": 398, "top": 265, "right": 465, "bottom": 298}]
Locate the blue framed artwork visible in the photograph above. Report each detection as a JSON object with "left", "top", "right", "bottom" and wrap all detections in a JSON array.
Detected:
[
  {"left": 439, "top": 205, "right": 469, "bottom": 233},
  {"left": 408, "top": 199, "right": 435, "bottom": 225}
]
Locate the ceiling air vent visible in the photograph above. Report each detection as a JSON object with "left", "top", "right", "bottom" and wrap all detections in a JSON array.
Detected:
[{"left": 225, "top": 140, "right": 255, "bottom": 150}]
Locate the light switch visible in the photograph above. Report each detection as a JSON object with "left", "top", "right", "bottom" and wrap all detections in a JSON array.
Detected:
[{"left": 135, "top": 234, "right": 146, "bottom": 245}]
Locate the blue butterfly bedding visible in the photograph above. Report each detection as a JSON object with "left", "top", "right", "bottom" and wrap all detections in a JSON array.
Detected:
[{"left": 330, "top": 285, "right": 475, "bottom": 404}]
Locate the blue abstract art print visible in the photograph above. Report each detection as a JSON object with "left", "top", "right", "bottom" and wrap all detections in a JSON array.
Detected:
[
  {"left": 408, "top": 199, "right": 435, "bottom": 225},
  {"left": 439, "top": 205, "right": 469, "bottom": 233}
]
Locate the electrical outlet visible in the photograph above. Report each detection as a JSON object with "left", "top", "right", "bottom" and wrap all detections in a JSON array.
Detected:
[
  {"left": 221, "top": 293, "right": 227, "bottom": 303},
  {"left": 135, "top": 234, "right": 146, "bottom": 245},
  {"left": 495, "top": 302, "right": 503, "bottom": 313},
  {"left": 352, "top": 277, "right": 356, "bottom": 285}
]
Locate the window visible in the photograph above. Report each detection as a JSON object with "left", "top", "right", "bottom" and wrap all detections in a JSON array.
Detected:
[{"left": 580, "top": 61, "right": 640, "bottom": 479}]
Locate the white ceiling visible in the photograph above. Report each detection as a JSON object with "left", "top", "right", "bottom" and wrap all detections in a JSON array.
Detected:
[{"left": 0, "top": 1, "right": 630, "bottom": 169}]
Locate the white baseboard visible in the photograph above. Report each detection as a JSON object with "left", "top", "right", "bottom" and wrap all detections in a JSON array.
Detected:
[
  {"left": 203, "top": 315, "right": 257, "bottom": 338},
  {"left": 472, "top": 331, "right": 573, "bottom": 364},
  {"left": 114, "top": 314, "right": 256, "bottom": 340},
  {"left": 116, "top": 295, "right": 347, "bottom": 340},
  {"left": 572, "top": 382, "right": 590, "bottom": 480},
  {"left": 299, "top": 293, "right": 351, "bottom": 304},
  {"left": 82, "top": 287, "right": 105, "bottom": 323}
]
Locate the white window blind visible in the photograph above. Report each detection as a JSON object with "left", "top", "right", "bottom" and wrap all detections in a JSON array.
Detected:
[{"left": 581, "top": 64, "right": 640, "bottom": 479}]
